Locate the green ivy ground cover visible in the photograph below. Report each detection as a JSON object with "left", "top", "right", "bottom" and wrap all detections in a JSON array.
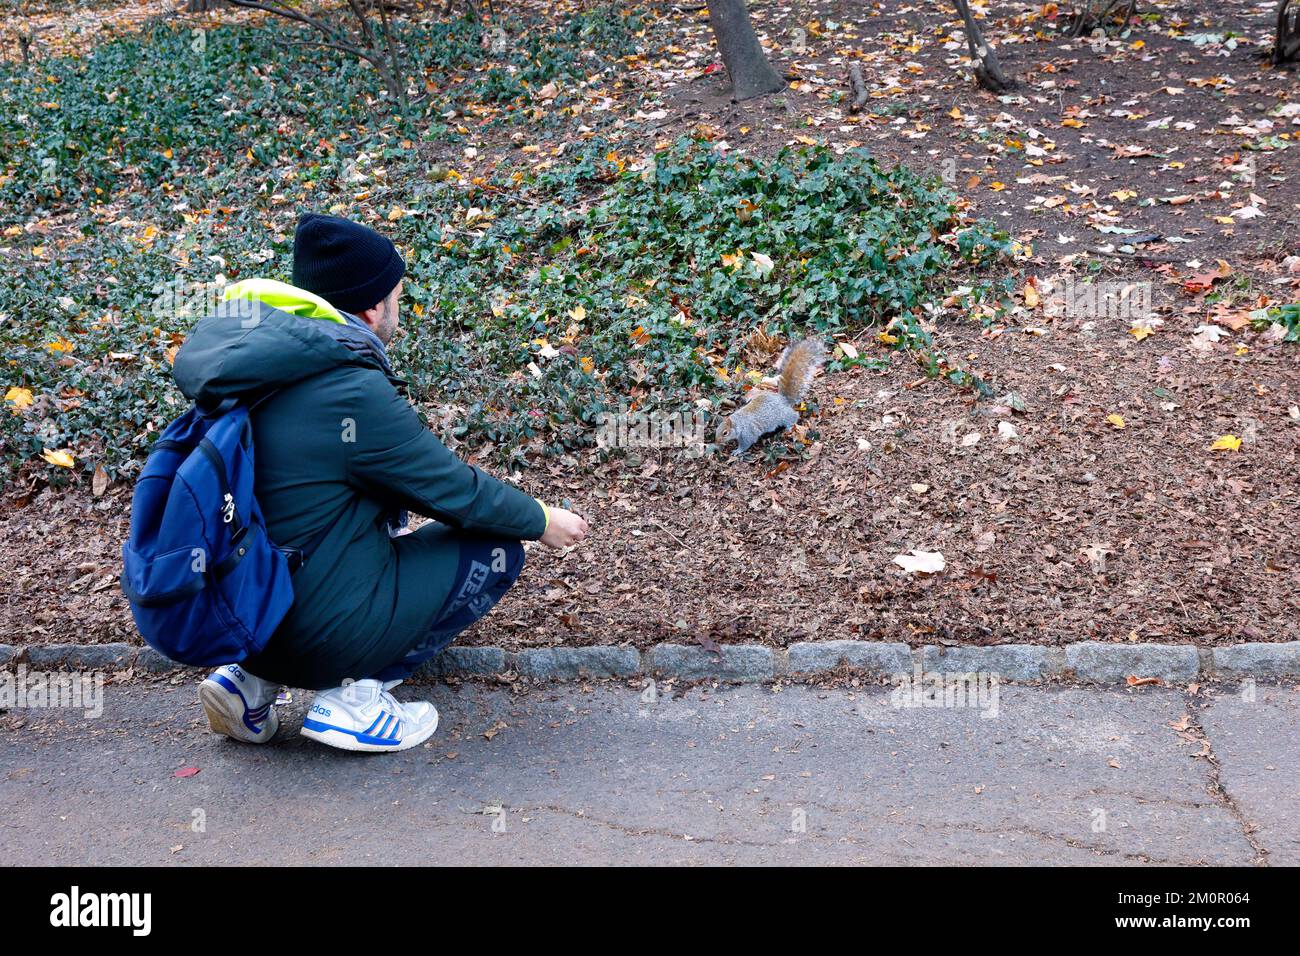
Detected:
[{"left": 0, "top": 10, "right": 1010, "bottom": 486}]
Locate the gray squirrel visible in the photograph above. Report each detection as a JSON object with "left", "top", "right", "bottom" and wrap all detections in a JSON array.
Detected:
[{"left": 716, "top": 338, "right": 826, "bottom": 455}]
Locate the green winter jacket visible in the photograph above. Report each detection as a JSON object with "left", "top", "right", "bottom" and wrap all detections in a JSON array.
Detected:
[{"left": 171, "top": 279, "right": 547, "bottom": 688}]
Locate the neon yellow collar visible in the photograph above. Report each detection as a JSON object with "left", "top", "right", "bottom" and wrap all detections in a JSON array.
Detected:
[{"left": 221, "top": 278, "right": 345, "bottom": 324}]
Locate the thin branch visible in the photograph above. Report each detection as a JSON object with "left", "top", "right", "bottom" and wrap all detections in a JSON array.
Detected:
[
  {"left": 224, "top": 0, "right": 407, "bottom": 105},
  {"left": 222, "top": 0, "right": 351, "bottom": 47},
  {"left": 273, "top": 34, "right": 388, "bottom": 71},
  {"left": 346, "top": 0, "right": 377, "bottom": 47}
]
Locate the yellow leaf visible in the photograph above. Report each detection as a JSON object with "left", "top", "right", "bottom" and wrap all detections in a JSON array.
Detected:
[
  {"left": 1061, "top": 118, "right": 1085, "bottom": 128},
  {"left": 4, "top": 386, "right": 33, "bottom": 409},
  {"left": 1209, "top": 434, "right": 1242, "bottom": 452},
  {"left": 387, "top": 207, "right": 404, "bottom": 221},
  {"left": 1129, "top": 325, "right": 1153, "bottom": 340},
  {"left": 1023, "top": 283, "right": 1039, "bottom": 308},
  {"left": 1106, "top": 414, "right": 1126, "bottom": 429},
  {"left": 46, "top": 336, "right": 75, "bottom": 353},
  {"left": 579, "top": 356, "right": 594, "bottom": 374},
  {"left": 42, "top": 449, "right": 75, "bottom": 468},
  {"left": 162, "top": 148, "right": 173, "bottom": 159},
  {"left": 569, "top": 304, "right": 586, "bottom": 322},
  {"left": 989, "top": 181, "right": 1006, "bottom": 191}
]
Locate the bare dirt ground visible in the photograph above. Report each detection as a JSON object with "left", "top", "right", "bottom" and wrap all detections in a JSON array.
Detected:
[
  {"left": 1, "top": 0, "right": 188, "bottom": 63},
  {"left": 3, "top": 0, "right": 1297, "bottom": 651}
]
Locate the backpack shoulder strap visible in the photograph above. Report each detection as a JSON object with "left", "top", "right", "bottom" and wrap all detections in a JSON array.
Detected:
[{"left": 196, "top": 396, "right": 241, "bottom": 418}]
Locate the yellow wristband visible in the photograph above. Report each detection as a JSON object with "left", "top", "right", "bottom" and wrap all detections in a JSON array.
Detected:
[{"left": 534, "top": 498, "right": 550, "bottom": 533}]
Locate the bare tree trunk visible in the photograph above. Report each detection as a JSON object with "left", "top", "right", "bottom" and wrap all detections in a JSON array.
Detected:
[
  {"left": 14, "top": 23, "right": 50, "bottom": 63},
  {"left": 373, "top": 0, "right": 408, "bottom": 109},
  {"left": 706, "top": 0, "right": 785, "bottom": 101},
  {"left": 186, "top": 0, "right": 225, "bottom": 10},
  {"left": 1068, "top": 0, "right": 1138, "bottom": 38},
  {"left": 952, "top": 0, "right": 1014, "bottom": 93},
  {"left": 1277, "top": 0, "right": 1300, "bottom": 65}
]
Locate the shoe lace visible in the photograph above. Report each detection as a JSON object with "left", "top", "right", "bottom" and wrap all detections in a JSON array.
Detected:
[
  {"left": 341, "top": 679, "right": 410, "bottom": 720},
  {"left": 374, "top": 684, "right": 409, "bottom": 719}
]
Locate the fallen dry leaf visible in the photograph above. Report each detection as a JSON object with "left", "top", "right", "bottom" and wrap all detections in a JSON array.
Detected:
[
  {"left": 893, "top": 550, "right": 946, "bottom": 574},
  {"left": 1126, "top": 676, "right": 1161, "bottom": 687}
]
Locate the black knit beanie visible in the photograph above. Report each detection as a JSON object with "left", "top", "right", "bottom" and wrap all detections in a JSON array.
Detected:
[{"left": 291, "top": 213, "right": 406, "bottom": 315}]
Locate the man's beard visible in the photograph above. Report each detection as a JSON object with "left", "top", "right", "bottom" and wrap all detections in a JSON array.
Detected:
[{"left": 376, "top": 304, "right": 399, "bottom": 345}]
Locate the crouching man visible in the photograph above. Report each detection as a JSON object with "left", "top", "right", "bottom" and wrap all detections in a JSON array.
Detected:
[{"left": 173, "top": 213, "right": 588, "bottom": 753}]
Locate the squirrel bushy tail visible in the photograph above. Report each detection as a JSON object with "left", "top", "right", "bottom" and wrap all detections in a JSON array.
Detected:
[
  {"left": 775, "top": 338, "right": 826, "bottom": 404},
  {"left": 718, "top": 337, "right": 826, "bottom": 455}
]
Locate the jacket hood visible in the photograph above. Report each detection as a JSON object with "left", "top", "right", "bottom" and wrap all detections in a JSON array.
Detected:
[{"left": 172, "top": 279, "right": 399, "bottom": 409}]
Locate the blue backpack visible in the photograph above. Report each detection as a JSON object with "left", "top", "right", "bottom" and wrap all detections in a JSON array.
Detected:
[{"left": 120, "top": 399, "right": 323, "bottom": 666}]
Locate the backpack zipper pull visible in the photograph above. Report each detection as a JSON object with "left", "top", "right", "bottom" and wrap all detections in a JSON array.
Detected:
[{"left": 221, "top": 492, "right": 235, "bottom": 524}]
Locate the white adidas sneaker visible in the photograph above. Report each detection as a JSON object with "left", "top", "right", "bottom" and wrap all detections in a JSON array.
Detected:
[
  {"left": 300, "top": 679, "right": 439, "bottom": 753},
  {"left": 199, "top": 664, "right": 281, "bottom": 744}
]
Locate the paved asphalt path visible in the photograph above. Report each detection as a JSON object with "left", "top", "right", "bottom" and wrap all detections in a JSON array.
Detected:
[{"left": 2, "top": 677, "right": 1295, "bottom": 865}]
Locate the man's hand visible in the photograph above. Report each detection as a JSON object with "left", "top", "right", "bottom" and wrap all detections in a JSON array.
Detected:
[{"left": 540, "top": 507, "right": 589, "bottom": 549}]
